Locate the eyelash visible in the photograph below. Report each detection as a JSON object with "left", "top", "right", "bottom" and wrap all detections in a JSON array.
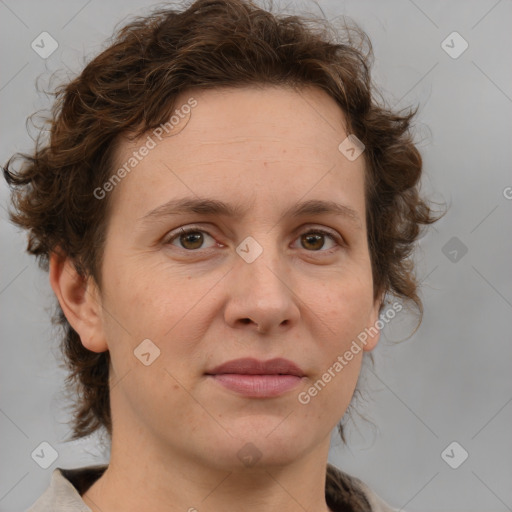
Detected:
[{"left": 164, "top": 225, "right": 344, "bottom": 253}]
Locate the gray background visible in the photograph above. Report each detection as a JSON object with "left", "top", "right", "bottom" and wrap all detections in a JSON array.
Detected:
[{"left": 1, "top": 1, "right": 511, "bottom": 511}]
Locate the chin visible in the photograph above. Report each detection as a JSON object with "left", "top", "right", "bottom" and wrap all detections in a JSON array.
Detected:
[{"left": 215, "top": 423, "right": 310, "bottom": 468}]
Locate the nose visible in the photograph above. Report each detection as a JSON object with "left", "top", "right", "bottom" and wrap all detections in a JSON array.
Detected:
[{"left": 223, "top": 240, "right": 300, "bottom": 334}]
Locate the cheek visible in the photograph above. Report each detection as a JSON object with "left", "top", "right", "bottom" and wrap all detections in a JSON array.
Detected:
[
  {"left": 303, "top": 276, "right": 373, "bottom": 404},
  {"left": 104, "top": 255, "right": 193, "bottom": 324},
  {"left": 100, "top": 257, "right": 221, "bottom": 366},
  {"left": 313, "top": 269, "right": 374, "bottom": 340}
]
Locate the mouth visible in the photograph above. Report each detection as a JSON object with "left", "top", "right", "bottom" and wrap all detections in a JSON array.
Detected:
[
  {"left": 206, "top": 374, "right": 304, "bottom": 397},
  {"left": 205, "top": 357, "right": 306, "bottom": 398}
]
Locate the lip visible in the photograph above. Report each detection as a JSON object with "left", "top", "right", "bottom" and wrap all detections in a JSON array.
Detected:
[
  {"left": 206, "top": 357, "right": 305, "bottom": 377},
  {"left": 205, "top": 358, "right": 306, "bottom": 398}
]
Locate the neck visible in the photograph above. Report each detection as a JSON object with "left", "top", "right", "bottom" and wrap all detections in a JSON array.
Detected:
[{"left": 82, "top": 428, "right": 333, "bottom": 512}]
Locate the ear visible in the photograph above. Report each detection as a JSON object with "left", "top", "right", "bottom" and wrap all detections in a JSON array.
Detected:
[
  {"left": 49, "top": 249, "right": 108, "bottom": 353},
  {"left": 361, "top": 292, "right": 384, "bottom": 352}
]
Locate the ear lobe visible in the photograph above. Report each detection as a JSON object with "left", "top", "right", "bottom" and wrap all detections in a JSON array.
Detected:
[{"left": 49, "top": 250, "right": 108, "bottom": 353}]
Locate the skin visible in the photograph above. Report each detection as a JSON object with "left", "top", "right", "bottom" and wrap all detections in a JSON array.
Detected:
[{"left": 50, "top": 84, "right": 382, "bottom": 512}]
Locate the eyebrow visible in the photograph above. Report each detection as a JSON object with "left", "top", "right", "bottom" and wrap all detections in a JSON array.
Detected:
[{"left": 139, "top": 196, "right": 362, "bottom": 228}]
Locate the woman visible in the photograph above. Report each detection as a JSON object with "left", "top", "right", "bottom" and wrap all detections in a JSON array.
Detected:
[{"left": 3, "top": 0, "right": 441, "bottom": 510}]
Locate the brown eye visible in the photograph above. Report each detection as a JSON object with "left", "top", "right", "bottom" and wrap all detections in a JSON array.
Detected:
[
  {"left": 179, "top": 231, "right": 204, "bottom": 250},
  {"left": 295, "top": 229, "right": 340, "bottom": 253},
  {"left": 167, "top": 227, "right": 216, "bottom": 250},
  {"left": 301, "top": 233, "right": 325, "bottom": 251}
]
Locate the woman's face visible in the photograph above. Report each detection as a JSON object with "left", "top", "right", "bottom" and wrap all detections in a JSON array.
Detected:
[{"left": 94, "top": 85, "right": 381, "bottom": 469}]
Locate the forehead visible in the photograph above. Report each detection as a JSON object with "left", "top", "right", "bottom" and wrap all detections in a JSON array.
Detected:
[
  {"left": 176, "top": 84, "right": 349, "bottom": 150},
  {"left": 115, "top": 84, "right": 352, "bottom": 162},
  {"left": 107, "top": 84, "right": 365, "bottom": 223}
]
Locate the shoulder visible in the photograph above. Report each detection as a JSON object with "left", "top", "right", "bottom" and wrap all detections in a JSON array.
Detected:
[
  {"left": 25, "top": 465, "right": 107, "bottom": 512},
  {"left": 326, "top": 463, "right": 402, "bottom": 512}
]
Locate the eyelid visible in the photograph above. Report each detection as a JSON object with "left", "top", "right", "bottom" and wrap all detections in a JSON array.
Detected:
[{"left": 164, "top": 223, "right": 345, "bottom": 251}]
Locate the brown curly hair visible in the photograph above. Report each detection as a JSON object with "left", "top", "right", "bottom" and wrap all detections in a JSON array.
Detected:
[{"left": 3, "top": 0, "right": 443, "bottom": 443}]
